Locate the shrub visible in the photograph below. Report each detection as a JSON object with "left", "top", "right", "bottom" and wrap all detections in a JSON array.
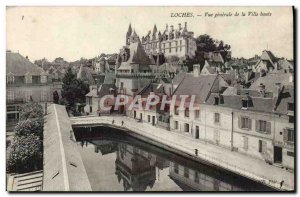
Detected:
[
  {"left": 7, "top": 134, "right": 43, "bottom": 173},
  {"left": 14, "top": 119, "right": 43, "bottom": 138},
  {"left": 19, "top": 102, "right": 44, "bottom": 121}
]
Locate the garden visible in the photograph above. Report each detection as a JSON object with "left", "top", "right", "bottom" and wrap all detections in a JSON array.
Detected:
[{"left": 6, "top": 102, "right": 44, "bottom": 173}]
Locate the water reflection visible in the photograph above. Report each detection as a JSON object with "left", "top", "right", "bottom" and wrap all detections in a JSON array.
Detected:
[{"left": 74, "top": 126, "right": 273, "bottom": 191}]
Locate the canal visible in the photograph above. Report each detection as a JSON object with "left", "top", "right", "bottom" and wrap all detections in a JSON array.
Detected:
[{"left": 73, "top": 126, "right": 274, "bottom": 192}]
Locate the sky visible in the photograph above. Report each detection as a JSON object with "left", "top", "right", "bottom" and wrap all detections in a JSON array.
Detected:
[{"left": 6, "top": 6, "right": 293, "bottom": 62}]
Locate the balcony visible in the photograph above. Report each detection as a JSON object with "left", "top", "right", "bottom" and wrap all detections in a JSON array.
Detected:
[
  {"left": 6, "top": 98, "right": 25, "bottom": 104},
  {"left": 116, "top": 72, "right": 156, "bottom": 79}
]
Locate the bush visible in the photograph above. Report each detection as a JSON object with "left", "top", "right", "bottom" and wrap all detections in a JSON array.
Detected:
[
  {"left": 19, "top": 102, "right": 44, "bottom": 121},
  {"left": 14, "top": 119, "right": 43, "bottom": 138},
  {"left": 7, "top": 134, "right": 43, "bottom": 173}
]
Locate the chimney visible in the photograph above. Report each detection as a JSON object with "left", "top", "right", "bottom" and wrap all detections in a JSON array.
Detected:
[
  {"left": 289, "top": 75, "right": 294, "bottom": 83},
  {"left": 170, "top": 25, "right": 174, "bottom": 31},
  {"left": 184, "top": 22, "right": 187, "bottom": 29},
  {"left": 193, "top": 64, "right": 200, "bottom": 77},
  {"left": 26, "top": 56, "right": 28, "bottom": 60},
  {"left": 165, "top": 24, "right": 168, "bottom": 31},
  {"left": 178, "top": 23, "right": 182, "bottom": 30}
]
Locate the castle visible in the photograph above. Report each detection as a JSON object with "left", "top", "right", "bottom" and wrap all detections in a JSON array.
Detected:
[{"left": 126, "top": 23, "right": 197, "bottom": 60}]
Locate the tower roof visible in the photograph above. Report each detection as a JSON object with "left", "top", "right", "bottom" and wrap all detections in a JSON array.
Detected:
[
  {"left": 126, "top": 24, "right": 132, "bottom": 37},
  {"left": 118, "top": 40, "right": 152, "bottom": 71}
]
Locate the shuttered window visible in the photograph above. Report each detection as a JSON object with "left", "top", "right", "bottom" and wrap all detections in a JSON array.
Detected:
[
  {"left": 255, "top": 120, "right": 271, "bottom": 134},
  {"left": 239, "top": 116, "right": 252, "bottom": 130},
  {"left": 214, "top": 113, "right": 220, "bottom": 124},
  {"left": 284, "top": 128, "right": 294, "bottom": 145}
]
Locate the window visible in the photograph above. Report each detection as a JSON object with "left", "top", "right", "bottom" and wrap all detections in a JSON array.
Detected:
[
  {"left": 174, "top": 121, "right": 178, "bottom": 130},
  {"left": 256, "top": 120, "right": 271, "bottom": 134},
  {"left": 289, "top": 115, "right": 294, "bottom": 123},
  {"left": 243, "top": 136, "right": 248, "bottom": 150},
  {"left": 285, "top": 128, "right": 294, "bottom": 143},
  {"left": 25, "top": 73, "right": 32, "bottom": 84},
  {"left": 25, "top": 89, "right": 32, "bottom": 102},
  {"left": 287, "top": 151, "right": 294, "bottom": 157},
  {"left": 194, "top": 172, "right": 199, "bottom": 183},
  {"left": 7, "top": 90, "right": 14, "bottom": 102},
  {"left": 259, "top": 140, "right": 262, "bottom": 153},
  {"left": 195, "top": 110, "right": 200, "bottom": 119},
  {"left": 148, "top": 115, "right": 150, "bottom": 122},
  {"left": 288, "top": 103, "right": 294, "bottom": 111},
  {"left": 242, "top": 99, "right": 248, "bottom": 109},
  {"left": 240, "top": 117, "right": 252, "bottom": 130},
  {"left": 120, "top": 82, "right": 124, "bottom": 89},
  {"left": 184, "top": 123, "right": 189, "bottom": 133},
  {"left": 184, "top": 167, "right": 189, "bottom": 178},
  {"left": 195, "top": 126, "right": 199, "bottom": 139},
  {"left": 7, "top": 74, "right": 14, "bottom": 84},
  {"left": 214, "top": 97, "right": 219, "bottom": 105},
  {"left": 174, "top": 163, "right": 179, "bottom": 174},
  {"left": 180, "top": 40, "right": 182, "bottom": 51},
  {"left": 214, "top": 113, "right": 220, "bottom": 124},
  {"left": 86, "top": 97, "right": 92, "bottom": 105},
  {"left": 174, "top": 106, "right": 179, "bottom": 115},
  {"left": 258, "top": 140, "right": 266, "bottom": 153},
  {"left": 41, "top": 75, "right": 47, "bottom": 83},
  {"left": 184, "top": 108, "right": 189, "bottom": 117}
]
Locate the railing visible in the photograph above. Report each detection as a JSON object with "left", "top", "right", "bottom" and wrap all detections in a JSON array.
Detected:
[
  {"left": 6, "top": 98, "right": 25, "bottom": 104},
  {"left": 116, "top": 72, "right": 157, "bottom": 78}
]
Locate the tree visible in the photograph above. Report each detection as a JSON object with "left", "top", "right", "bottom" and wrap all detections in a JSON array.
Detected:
[
  {"left": 166, "top": 55, "right": 180, "bottom": 63},
  {"left": 195, "top": 34, "right": 231, "bottom": 69},
  {"left": 53, "top": 90, "right": 59, "bottom": 104},
  {"left": 14, "top": 119, "right": 43, "bottom": 138},
  {"left": 19, "top": 103, "right": 44, "bottom": 121},
  {"left": 7, "top": 134, "right": 43, "bottom": 173},
  {"left": 62, "top": 67, "right": 90, "bottom": 112}
]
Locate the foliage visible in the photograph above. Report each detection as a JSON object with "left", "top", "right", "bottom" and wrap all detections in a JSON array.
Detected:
[
  {"left": 196, "top": 34, "right": 231, "bottom": 53},
  {"left": 14, "top": 119, "right": 43, "bottom": 138},
  {"left": 195, "top": 34, "right": 231, "bottom": 68},
  {"left": 19, "top": 102, "right": 44, "bottom": 121},
  {"left": 61, "top": 67, "right": 89, "bottom": 112},
  {"left": 166, "top": 55, "right": 180, "bottom": 63},
  {"left": 7, "top": 134, "right": 43, "bottom": 173}
]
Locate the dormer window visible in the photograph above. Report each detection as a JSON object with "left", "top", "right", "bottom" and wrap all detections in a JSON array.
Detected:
[
  {"left": 6, "top": 73, "right": 14, "bottom": 84},
  {"left": 288, "top": 102, "right": 294, "bottom": 111},
  {"left": 242, "top": 92, "right": 250, "bottom": 109},
  {"left": 184, "top": 108, "right": 189, "bottom": 117},
  {"left": 25, "top": 73, "right": 32, "bottom": 84},
  {"left": 242, "top": 99, "right": 248, "bottom": 109},
  {"left": 214, "top": 97, "right": 219, "bottom": 105}
]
